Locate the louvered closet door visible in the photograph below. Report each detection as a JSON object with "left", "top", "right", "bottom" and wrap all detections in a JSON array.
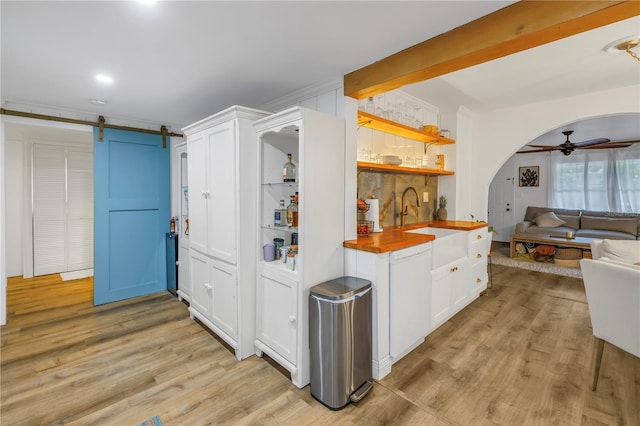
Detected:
[
  {"left": 33, "top": 144, "right": 67, "bottom": 276},
  {"left": 67, "top": 149, "right": 94, "bottom": 271},
  {"left": 33, "top": 144, "right": 94, "bottom": 276}
]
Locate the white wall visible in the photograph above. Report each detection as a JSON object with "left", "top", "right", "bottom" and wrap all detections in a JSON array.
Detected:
[
  {"left": 5, "top": 136, "right": 24, "bottom": 277},
  {"left": 466, "top": 85, "right": 640, "bottom": 223}
]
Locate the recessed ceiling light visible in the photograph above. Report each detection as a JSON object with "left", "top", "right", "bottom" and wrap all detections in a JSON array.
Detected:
[
  {"left": 90, "top": 98, "right": 107, "bottom": 106},
  {"left": 96, "top": 74, "right": 113, "bottom": 84},
  {"left": 137, "top": 0, "right": 157, "bottom": 5}
]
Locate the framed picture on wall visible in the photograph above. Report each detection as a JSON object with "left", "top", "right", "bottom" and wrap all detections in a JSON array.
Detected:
[{"left": 519, "top": 166, "right": 539, "bottom": 187}]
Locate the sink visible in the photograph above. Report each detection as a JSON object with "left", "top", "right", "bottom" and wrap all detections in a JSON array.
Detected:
[
  {"left": 405, "top": 227, "right": 461, "bottom": 238},
  {"left": 406, "top": 227, "right": 467, "bottom": 268}
]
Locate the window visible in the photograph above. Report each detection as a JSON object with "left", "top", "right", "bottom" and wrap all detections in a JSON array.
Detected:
[{"left": 551, "top": 145, "right": 640, "bottom": 213}]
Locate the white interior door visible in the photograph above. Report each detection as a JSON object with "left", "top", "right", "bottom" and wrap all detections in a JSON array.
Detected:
[
  {"left": 488, "top": 171, "right": 515, "bottom": 242},
  {"left": 66, "top": 149, "right": 94, "bottom": 271},
  {"left": 33, "top": 144, "right": 66, "bottom": 275}
]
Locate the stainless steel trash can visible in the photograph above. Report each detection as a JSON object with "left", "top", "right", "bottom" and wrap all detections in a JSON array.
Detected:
[{"left": 309, "top": 276, "right": 373, "bottom": 410}]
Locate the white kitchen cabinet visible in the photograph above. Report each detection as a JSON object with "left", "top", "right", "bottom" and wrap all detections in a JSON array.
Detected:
[
  {"left": 175, "top": 142, "right": 191, "bottom": 303},
  {"left": 346, "top": 225, "right": 490, "bottom": 381},
  {"left": 431, "top": 257, "right": 469, "bottom": 330},
  {"left": 254, "top": 106, "right": 345, "bottom": 389},
  {"left": 256, "top": 273, "right": 297, "bottom": 365},
  {"left": 189, "top": 249, "right": 212, "bottom": 318},
  {"left": 187, "top": 120, "right": 237, "bottom": 263},
  {"left": 183, "top": 106, "right": 271, "bottom": 360},
  {"left": 177, "top": 246, "right": 191, "bottom": 301}
]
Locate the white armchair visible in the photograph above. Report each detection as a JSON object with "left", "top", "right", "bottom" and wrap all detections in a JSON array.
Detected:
[{"left": 580, "top": 239, "right": 640, "bottom": 391}]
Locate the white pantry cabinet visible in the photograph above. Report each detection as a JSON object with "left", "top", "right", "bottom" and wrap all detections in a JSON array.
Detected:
[
  {"left": 253, "top": 106, "right": 345, "bottom": 388},
  {"left": 175, "top": 142, "right": 191, "bottom": 303},
  {"left": 183, "top": 106, "right": 270, "bottom": 360}
]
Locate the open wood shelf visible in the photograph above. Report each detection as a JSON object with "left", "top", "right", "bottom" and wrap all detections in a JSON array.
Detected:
[
  {"left": 357, "top": 111, "right": 455, "bottom": 145},
  {"left": 357, "top": 161, "right": 454, "bottom": 176}
]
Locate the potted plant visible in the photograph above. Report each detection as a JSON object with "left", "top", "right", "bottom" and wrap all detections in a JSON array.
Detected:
[{"left": 437, "top": 195, "right": 448, "bottom": 220}]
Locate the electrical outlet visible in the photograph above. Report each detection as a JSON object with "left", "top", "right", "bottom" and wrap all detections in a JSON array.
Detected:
[{"left": 423, "top": 192, "right": 429, "bottom": 202}]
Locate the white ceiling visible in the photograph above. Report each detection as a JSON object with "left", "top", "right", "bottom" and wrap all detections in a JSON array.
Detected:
[
  {"left": 1, "top": 1, "right": 638, "bottom": 144},
  {"left": 1, "top": 0, "right": 515, "bottom": 130}
]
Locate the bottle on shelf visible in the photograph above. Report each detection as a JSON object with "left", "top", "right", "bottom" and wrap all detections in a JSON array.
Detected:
[
  {"left": 283, "top": 153, "right": 296, "bottom": 182},
  {"left": 286, "top": 195, "right": 298, "bottom": 227},
  {"left": 274, "top": 199, "right": 286, "bottom": 227},
  {"left": 366, "top": 97, "right": 375, "bottom": 114}
]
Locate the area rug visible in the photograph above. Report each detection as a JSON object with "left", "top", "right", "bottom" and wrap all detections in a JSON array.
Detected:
[
  {"left": 138, "top": 416, "right": 163, "bottom": 426},
  {"left": 491, "top": 245, "right": 582, "bottom": 278}
]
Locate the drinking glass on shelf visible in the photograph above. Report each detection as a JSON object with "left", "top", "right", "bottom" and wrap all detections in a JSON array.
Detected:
[
  {"left": 414, "top": 107, "right": 423, "bottom": 129},
  {"left": 393, "top": 105, "right": 403, "bottom": 123},
  {"left": 403, "top": 105, "right": 414, "bottom": 127},
  {"left": 375, "top": 95, "right": 385, "bottom": 117}
]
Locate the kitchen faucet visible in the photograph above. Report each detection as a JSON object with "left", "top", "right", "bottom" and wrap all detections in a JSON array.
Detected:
[{"left": 400, "top": 186, "right": 421, "bottom": 226}]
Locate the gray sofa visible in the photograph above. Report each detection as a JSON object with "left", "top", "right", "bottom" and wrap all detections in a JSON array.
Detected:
[{"left": 515, "top": 206, "right": 640, "bottom": 240}]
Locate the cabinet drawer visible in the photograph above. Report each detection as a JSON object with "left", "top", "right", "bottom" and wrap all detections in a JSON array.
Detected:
[
  {"left": 468, "top": 228, "right": 488, "bottom": 247},
  {"left": 469, "top": 262, "right": 488, "bottom": 294}
]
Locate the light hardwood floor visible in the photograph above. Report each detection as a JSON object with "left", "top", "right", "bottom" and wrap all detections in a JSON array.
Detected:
[{"left": 2, "top": 266, "right": 638, "bottom": 425}]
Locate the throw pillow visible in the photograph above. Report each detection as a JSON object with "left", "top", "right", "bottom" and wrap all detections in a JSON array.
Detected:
[
  {"left": 534, "top": 211, "right": 566, "bottom": 228},
  {"left": 600, "top": 239, "right": 640, "bottom": 264}
]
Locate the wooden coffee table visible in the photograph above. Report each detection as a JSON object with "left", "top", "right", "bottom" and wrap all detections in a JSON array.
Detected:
[{"left": 510, "top": 233, "right": 596, "bottom": 258}]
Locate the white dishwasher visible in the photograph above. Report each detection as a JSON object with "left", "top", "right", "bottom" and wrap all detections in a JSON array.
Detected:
[{"left": 389, "top": 242, "right": 433, "bottom": 359}]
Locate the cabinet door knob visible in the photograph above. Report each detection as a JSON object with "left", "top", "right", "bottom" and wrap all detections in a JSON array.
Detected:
[
  {"left": 204, "top": 283, "right": 212, "bottom": 290},
  {"left": 476, "top": 278, "right": 482, "bottom": 283},
  {"left": 477, "top": 253, "right": 483, "bottom": 259},
  {"left": 289, "top": 315, "right": 296, "bottom": 325},
  {"left": 476, "top": 234, "right": 482, "bottom": 239},
  {"left": 451, "top": 266, "right": 458, "bottom": 272}
]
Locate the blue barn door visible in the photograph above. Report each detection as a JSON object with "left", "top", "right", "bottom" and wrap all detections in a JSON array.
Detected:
[{"left": 93, "top": 128, "right": 170, "bottom": 305}]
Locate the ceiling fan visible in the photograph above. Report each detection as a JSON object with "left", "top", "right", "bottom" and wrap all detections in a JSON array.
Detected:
[{"left": 516, "top": 130, "right": 640, "bottom": 155}]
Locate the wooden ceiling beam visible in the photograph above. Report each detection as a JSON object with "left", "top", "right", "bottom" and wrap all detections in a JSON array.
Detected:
[{"left": 344, "top": 1, "right": 640, "bottom": 99}]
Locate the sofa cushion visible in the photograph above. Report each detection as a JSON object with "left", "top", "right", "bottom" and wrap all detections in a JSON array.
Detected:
[
  {"left": 524, "top": 206, "right": 580, "bottom": 222},
  {"left": 599, "top": 239, "right": 640, "bottom": 264},
  {"left": 534, "top": 212, "right": 566, "bottom": 228},
  {"left": 575, "top": 229, "right": 637, "bottom": 240},
  {"left": 524, "top": 225, "right": 575, "bottom": 235},
  {"left": 557, "top": 214, "right": 580, "bottom": 230},
  {"left": 580, "top": 215, "right": 638, "bottom": 236}
]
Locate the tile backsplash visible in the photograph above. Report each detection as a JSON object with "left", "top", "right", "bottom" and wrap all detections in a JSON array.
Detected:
[{"left": 358, "top": 171, "right": 439, "bottom": 228}]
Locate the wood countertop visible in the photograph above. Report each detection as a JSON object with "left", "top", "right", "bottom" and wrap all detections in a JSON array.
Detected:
[{"left": 343, "top": 220, "right": 488, "bottom": 253}]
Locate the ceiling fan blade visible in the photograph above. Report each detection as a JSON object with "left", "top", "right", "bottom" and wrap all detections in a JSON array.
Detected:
[
  {"left": 609, "top": 139, "right": 640, "bottom": 144},
  {"left": 582, "top": 143, "right": 632, "bottom": 149},
  {"left": 573, "top": 138, "right": 610, "bottom": 148},
  {"left": 516, "top": 148, "right": 555, "bottom": 154},
  {"left": 526, "top": 144, "right": 560, "bottom": 150}
]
